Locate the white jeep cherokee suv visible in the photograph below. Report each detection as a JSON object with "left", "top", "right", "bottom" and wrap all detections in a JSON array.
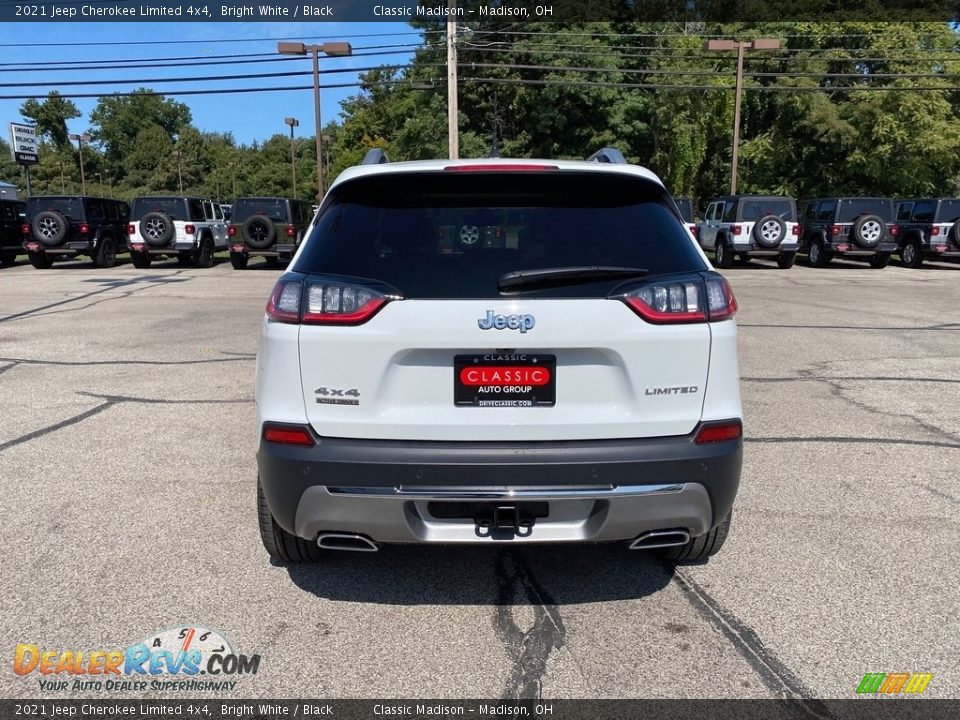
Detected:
[{"left": 255, "top": 149, "right": 743, "bottom": 563}]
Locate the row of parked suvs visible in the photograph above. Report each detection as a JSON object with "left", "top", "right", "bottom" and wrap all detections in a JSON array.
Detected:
[
  {"left": 0, "top": 194, "right": 314, "bottom": 270},
  {"left": 674, "top": 195, "right": 960, "bottom": 269}
]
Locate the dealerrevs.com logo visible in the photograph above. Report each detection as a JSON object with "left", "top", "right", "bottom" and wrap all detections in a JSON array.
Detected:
[{"left": 13, "top": 625, "right": 261, "bottom": 692}]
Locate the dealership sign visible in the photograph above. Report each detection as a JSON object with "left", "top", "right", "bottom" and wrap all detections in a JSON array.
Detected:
[{"left": 9, "top": 123, "right": 38, "bottom": 165}]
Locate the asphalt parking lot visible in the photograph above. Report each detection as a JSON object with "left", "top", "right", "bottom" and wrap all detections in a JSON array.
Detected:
[{"left": 0, "top": 255, "right": 957, "bottom": 701}]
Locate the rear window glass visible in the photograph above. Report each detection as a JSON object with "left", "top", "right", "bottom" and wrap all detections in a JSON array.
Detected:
[
  {"left": 739, "top": 199, "right": 796, "bottom": 221},
  {"left": 837, "top": 199, "right": 893, "bottom": 222},
  {"left": 937, "top": 199, "right": 960, "bottom": 223},
  {"left": 132, "top": 198, "right": 188, "bottom": 220},
  {"left": 233, "top": 199, "right": 289, "bottom": 223},
  {"left": 27, "top": 197, "right": 85, "bottom": 221},
  {"left": 295, "top": 171, "right": 707, "bottom": 299}
]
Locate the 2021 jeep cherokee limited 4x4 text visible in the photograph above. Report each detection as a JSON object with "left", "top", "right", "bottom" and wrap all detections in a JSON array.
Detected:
[
  {"left": 255, "top": 149, "right": 743, "bottom": 563},
  {"left": 696, "top": 195, "right": 800, "bottom": 269},
  {"left": 228, "top": 197, "right": 313, "bottom": 269},
  {"left": 800, "top": 197, "right": 899, "bottom": 268},
  {"left": 22, "top": 196, "right": 130, "bottom": 269},
  {"left": 127, "top": 196, "right": 228, "bottom": 268},
  {"left": 894, "top": 198, "right": 960, "bottom": 268}
]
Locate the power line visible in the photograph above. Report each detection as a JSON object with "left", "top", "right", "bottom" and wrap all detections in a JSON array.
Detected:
[
  {"left": 0, "top": 30, "right": 443, "bottom": 47},
  {"left": 0, "top": 47, "right": 427, "bottom": 73}
]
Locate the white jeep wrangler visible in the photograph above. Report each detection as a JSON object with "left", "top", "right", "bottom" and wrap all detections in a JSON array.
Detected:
[{"left": 127, "top": 196, "right": 228, "bottom": 268}]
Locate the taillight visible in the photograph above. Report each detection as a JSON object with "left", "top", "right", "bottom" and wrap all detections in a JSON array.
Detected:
[
  {"left": 831, "top": 224, "right": 841, "bottom": 236},
  {"left": 792, "top": 224, "right": 801, "bottom": 236},
  {"left": 730, "top": 224, "right": 741, "bottom": 236},
  {"left": 931, "top": 225, "right": 940, "bottom": 236},
  {"left": 695, "top": 420, "right": 742, "bottom": 444},
  {"left": 286, "top": 226, "right": 295, "bottom": 237},
  {"left": 79, "top": 223, "right": 89, "bottom": 235},
  {"left": 266, "top": 278, "right": 396, "bottom": 326},
  {"left": 184, "top": 224, "right": 195, "bottom": 234},
  {"left": 445, "top": 164, "right": 559, "bottom": 172},
  {"left": 688, "top": 224, "right": 699, "bottom": 238},
  {"left": 889, "top": 224, "right": 899, "bottom": 236},
  {"left": 20, "top": 223, "right": 30, "bottom": 236},
  {"left": 619, "top": 275, "right": 737, "bottom": 324},
  {"left": 228, "top": 225, "right": 237, "bottom": 236},
  {"left": 262, "top": 423, "right": 314, "bottom": 446},
  {"left": 126, "top": 224, "right": 135, "bottom": 235}
]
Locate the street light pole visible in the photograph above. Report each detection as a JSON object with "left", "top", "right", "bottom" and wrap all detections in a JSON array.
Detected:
[
  {"left": 705, "top": 37, "right": 780, "bottom": 195},
  {"left": 95, "top": 172, "right": 103, "bottom": 196},
  {"left": 58, "top": 160, "right": 66, "bottom": 193},
  {"left": 284, "top": 116, "right": 299, "bottom": 197},
  {"left": 277, "top": 40, "right": 352, "bottom": 203},
  {"left": 68, "top": 133, "right": 91, "bottom": 196},
  {"left": 172, "top": 147, "right": 183, "bottom": 194}
]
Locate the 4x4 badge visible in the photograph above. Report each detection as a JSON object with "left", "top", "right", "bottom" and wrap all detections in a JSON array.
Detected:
[{"left": 477, "top": 310, "right": 535, "bottom": 333}]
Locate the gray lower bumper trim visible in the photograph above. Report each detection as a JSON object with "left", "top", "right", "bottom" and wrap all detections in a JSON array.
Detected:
[
  {"left": 294, "top": 483, "right": 713, "bottom": 544},
  {"left": 327, "top": 483, "right": 684, "bottom": 499}
]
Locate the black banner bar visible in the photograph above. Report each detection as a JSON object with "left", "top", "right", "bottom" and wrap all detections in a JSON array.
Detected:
[
  {"left": 1, "top": 700, "right": 958, "bottom": 720},
  {"left": 1, "top": 1, "right": 959, "bottom": 23}
]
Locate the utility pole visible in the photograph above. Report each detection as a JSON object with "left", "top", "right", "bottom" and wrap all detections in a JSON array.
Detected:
[
  {"left": 446, "top": 0, "right": 459, "bottom": 159},
  {"left": 58, "top": 160, "right": 66, "bottom": 193},
  {"left": 69, "top": 133, "right": 91, "bottom": 196},
  {"left": 705, "top": 38, "right": 780, "bottom": 195},
  {"left": 172, "top": 147, "right": 183, "bottom": 194}
]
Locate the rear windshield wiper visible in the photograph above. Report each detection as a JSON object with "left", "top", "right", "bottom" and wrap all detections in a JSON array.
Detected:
[{"left": 498, "top": 266, "right": 649, "bottom": 292}]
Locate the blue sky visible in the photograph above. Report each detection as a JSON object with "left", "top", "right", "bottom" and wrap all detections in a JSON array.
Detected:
[{"left": 0, "top": 21, "right": 427, "bottom": 146}]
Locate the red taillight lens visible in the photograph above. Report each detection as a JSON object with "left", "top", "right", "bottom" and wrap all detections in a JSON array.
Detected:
[
  {"left": 126, "top": 224, "right": 135, "bottom": 235},
  {"left": 20, "top": 223, "right": 30, "bottom": 235},
  {"left": 444, "top": 164, "right": 559, "bottom": 172},
  {"left": 286, "top": 225, "right": 295, "bottom": 237},
  {"left": 889, "top": 224, "right": 899, "bottom": 236},
  {"left": 79, "top": 223, "right": 89, "bottom": 235},
  {"left": 730, "top": 224, "right": 741, "bottom": 236},
  {"left": 262, "top": 423, "right": 314, "bottom": 446},
  {"left": 831, "top": 224, "right": 841, "bottom": 236},
  {"left": 931, "top": 225, "right": 940, "bottom": 236},
  {"left": 688, "top": 224, "right": 699, "bottom": 238},
  {"left": 266, "top": 279, "right": 396, "bottom": 326},
  {"left": 704, "top": 276, "right": 738, "bottom": 321},
  {"left": 302, "top": 281, "right": 389, "bottom": 325},
  {"left": 184, "top": 224, "right": 195, "bottom": 234},
  {"left": 695, "top": 421, "right": 742, "bottom": 444},
  {"left": 619, "top": 275, "right": 737, "bottom": 324},
  {"left": 792, "top": 224, "right": 801, "bottom": 236},
  {"left": 228, "top": 225, "right": 237, "bottom": 236}
]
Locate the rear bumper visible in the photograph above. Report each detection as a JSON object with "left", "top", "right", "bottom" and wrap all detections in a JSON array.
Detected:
[
  {"left": 128, "top": 241, "right": 196, "bottom": 253},
  {"left": 826, "top": 240, "right": 898, "bottom": 254},
  {"left": 22, "top": 240, "right": 92, "bottom": 255},
  {"left": 258, "top": 426, "right": 742, "bottom": 545},
  {"left": 731, "top": 242, "right": 799, "bottom": 255},
  {"left": 231, "top": 243, "right": 295, "bottom": 257}
]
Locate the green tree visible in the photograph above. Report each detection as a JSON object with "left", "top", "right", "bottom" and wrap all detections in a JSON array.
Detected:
[{"left": 19, "top": 92, "right": 82, "bottom": 151}]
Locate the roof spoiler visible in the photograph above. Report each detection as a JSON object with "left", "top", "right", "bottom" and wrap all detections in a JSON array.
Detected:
[
  {"left": 362, "top": 148, "right": 390, "bottom": 165},
  {"left": 586, "top": 147, "right": 628, "bottom": 164}
]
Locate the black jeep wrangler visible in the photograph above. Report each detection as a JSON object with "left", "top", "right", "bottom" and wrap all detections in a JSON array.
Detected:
[
  {"left": 23, "top": 196, "right": 130, "bottom": 269},
  {"left": 0, "top": 198, "right": 26, "bottom": 266},
  {"left": 894, "top": 198, "right": 960, "bottom": 268},
  {"left": 227, "top": 197, "right": 314, "bottom": 269},
  {"left": 799, "top": 198, "right": 898, "bottom": 268}
]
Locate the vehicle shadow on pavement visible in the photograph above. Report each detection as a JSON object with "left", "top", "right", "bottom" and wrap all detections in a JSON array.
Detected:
[{"left": 284, "top": 544, "right": 675, "bottom": 605}]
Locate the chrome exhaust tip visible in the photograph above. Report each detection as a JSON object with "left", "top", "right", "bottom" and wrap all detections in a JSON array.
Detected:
[
  {"left": 317, "top": 533, "right": 379, "bottom": 552},
  {"left": 628, "top": 529, "right": 691, "bottom": 550}
]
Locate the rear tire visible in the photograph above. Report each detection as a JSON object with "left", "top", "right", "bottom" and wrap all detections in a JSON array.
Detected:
[
  {"left": 776, "top": 252, "right": 797, "bottom": 269},
  {"left": 658, "top": 512, "right": 732, "bottom": 562},
  {"left": 868, "top": 252, "right": 891, "bottom": 269},
  {"left": 230, "top": 251, "right": 248, "bottom": 270},
  {"left": 900, "top": 239, "right": 923, "bottom": 268},
  {"left": 808, "top": 238, "right": 831, "bottom": 267},
  {"left": 93, "top": 237, "right": 117, "bottom": 268},
  {"left": 194, "top": 237, "right": 214, "bottom": 268},
  {"left": 28, "top": 250, "right": 53, "bottom": 269},
  {"left": 130, "top": 251, "right": 152, "bottom": 269},
  {"left": 257, "top": 477, "right": 323, "bottom": 563},
  {"left": 713, "top": 240, "right": 733, "bottom": 269}
]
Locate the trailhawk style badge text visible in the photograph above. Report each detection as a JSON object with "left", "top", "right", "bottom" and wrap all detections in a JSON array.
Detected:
[{"left": 477, "top": 311, "right": 536, "bottom": 333}]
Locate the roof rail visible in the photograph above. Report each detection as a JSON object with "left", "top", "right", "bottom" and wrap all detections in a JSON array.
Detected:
[
  {"left": 362, "top": 148, "right": 390, "bottom": 165},
  {"left": 586, "top": 147, "right": 627, "bottom": 164}
]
